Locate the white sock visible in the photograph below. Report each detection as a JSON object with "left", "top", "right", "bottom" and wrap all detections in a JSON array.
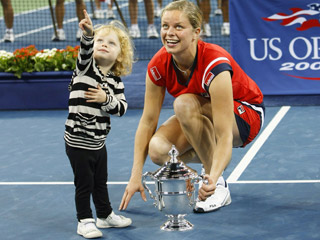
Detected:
[
  {"left": 216, "top": 175, "right": 225, "bottom": 186},
  {"left": 222, "top": 22, "right": 230, "bottom": 28},
  {"left": 131, "top": 24, "right": 139, "bottom": 29}
]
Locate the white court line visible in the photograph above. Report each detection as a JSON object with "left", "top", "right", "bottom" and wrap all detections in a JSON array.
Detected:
[
  {"left": 233, "top": 180, "right": 320, "bottom": 184},
  {"left": 227, "top": 106, "right": 291, "bottom": 183},
  {"left": 0, "top": 182, "right": 73, "bottom": 185},
  {"left": 0, "top": 181, "right": 153, "bottom": 186},
  {"left": 1, "top": 180, "right": 319, "bottom": 185}
]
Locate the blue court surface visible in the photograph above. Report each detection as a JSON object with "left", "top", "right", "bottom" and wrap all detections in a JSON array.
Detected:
[{"left": 0, "top": 105, "right": 319, "bottom": 240}]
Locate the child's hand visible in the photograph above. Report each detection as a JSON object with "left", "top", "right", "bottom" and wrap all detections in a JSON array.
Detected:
[
  {"left": 79, "top": 9, "right": 93, "bottom": 37},
  {"left": 85, "top": 85, "right": 107, "bottom": 103}
]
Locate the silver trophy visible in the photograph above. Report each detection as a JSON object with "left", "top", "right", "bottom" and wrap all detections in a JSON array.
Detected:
[{"left": 142, "top": 145, "right": 202, "bottom": 231}]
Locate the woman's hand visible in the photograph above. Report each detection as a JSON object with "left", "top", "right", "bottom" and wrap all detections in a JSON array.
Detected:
[
  {"left": 119, "top": 176, "right": 147, "bottom": 211},
  {"left": 198, "top": 174, "right": 216, "bottom": 201}
]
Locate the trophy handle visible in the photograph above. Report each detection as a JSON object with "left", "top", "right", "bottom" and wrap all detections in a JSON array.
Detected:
[
  {"left": 142, "top": 172, "right": 157, "bottom": 202},
  {"left": 188, "top": 175, "right": 208, "bottom": 206},
  {"left": 200, "top": 175, "right": 209, "bottom": 185},
  {"left": 186, "top": 176, "right": 200, "bottom": 206}
]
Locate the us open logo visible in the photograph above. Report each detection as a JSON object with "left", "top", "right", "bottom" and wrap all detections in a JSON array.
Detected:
[
  {"left": 249, "top": 3, "right": 320, "bottom": 80},
  {"left": 262, "top": 3, "right": 320, "bottom": 31}
]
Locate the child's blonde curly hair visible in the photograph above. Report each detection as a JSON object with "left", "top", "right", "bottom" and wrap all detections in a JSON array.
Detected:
[{"left": 94, "top": 21, "right": 135, "bottom": 77}]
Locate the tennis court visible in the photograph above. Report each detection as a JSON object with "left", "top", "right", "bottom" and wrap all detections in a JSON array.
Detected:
[{"left": 0, "top": 105, "right": 319, "bottom": 240}]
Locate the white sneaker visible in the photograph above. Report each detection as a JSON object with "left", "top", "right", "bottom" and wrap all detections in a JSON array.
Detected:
[
  {"left": 147, "top": 24, "right": 159, "bottom": 39},
  {"left": 129, "top": 25, "right": 141, "bottom": 38},
  {"left": 221, "top": 22, "right": 230, "bottom": 36},
  {"left": 77, "top": 218, "right": 103, "bottom": 239},
  {"left": 154, "top": 5, "right": 161, "bottom": 18},
  {"left": 3, "top": 29, "right": 14, "bottom": 42},
  {"left": 96, "top": 211, "right": 132, "bottom": 228},
  {"left": 214, "top": 8, "right": 222, "bottom": 15},
  {"left": 106, "top": 9, "right": 116, "bottom": 19},
  {"left": 201, "top": 23, "right": 211, "bottom": 38},
  {"left": 51, "top": 29, "right": 66, "bottom": 41},
  {"left": 76, "top": 28, "right": 82, "bottom": 40},
  {"left": 194, "top": 177, "right": 231, "bottom": 213},
  {"left": 95, "top": 9, "right": 104, "bottom": 19}
]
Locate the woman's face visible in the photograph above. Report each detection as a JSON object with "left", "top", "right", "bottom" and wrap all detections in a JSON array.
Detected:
[{"left": 160, "top": 10, "right": 199, "bottom": 55}]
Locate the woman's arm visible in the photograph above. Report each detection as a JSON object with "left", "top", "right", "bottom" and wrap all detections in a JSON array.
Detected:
[
  {"left": 119, "top": 73, "right": 166, "bottom": 210},
  {"left": 198, "top": 71, "right": 234, "bottom": 200}
]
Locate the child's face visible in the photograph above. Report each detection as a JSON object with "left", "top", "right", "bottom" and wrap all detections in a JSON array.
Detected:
[{"left": 93, "top": 29, "right": 121, "bottom": 66}]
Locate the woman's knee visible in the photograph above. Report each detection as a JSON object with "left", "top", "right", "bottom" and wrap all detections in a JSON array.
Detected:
[
  {"left": 174, "top": 95, "right": 195, "bottom": 117},
  {"left": 174, "top": 94, "right": 204, "bottom": 127},
  {"left": 148, "top": 136, "right": 171, "bottom": 166}
]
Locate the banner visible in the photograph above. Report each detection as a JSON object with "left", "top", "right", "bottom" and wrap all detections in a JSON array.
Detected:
[{"left": 230, "top": 0, "right": 320, "bottom": 95}]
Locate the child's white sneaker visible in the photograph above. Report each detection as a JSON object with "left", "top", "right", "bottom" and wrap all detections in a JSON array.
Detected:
[
  {"left": 77, "top": 218, "right": 103, "bottom": 239},
  {"left": 96, "top": 211, "right": 132, "bottom": 228}
]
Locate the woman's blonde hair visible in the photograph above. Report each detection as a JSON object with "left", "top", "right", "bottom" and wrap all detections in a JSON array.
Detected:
[
  {"left": 94, "top": 21, "right": 135, "bottom": 76},
  {"left": 161, "top": 0, "right": 203, "bottom": 30}
]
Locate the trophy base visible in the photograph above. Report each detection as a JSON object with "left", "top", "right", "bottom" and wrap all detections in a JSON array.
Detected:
[{"left": 160, "top": 214, "right": 193, "bottom": 231}]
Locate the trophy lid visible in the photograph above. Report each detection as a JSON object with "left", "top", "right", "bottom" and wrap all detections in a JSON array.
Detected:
[{"left": 152, "top": 145, "right": 198, "bottom": 180}]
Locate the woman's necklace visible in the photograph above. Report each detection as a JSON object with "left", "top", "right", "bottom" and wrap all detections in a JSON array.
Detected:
[{"left": 172, "top": 58, "right": 192, "bottom": 76}]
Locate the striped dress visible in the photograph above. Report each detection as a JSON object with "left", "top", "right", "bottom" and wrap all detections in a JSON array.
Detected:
[{"left": 64, "top": 34, "right": 128, "bottom": 150}]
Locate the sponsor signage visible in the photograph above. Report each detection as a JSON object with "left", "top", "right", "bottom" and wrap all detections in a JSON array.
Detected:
[{"left": 230, "top": 0, "right": 320, "bottom": 95}]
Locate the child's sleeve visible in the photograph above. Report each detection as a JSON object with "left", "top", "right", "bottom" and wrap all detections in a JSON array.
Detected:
[
  {"left": 76, "top": 35, "right": 94, "bottom": 75},
  {"left": 101, "top": 77, "right": 128, "bottom": 116}
]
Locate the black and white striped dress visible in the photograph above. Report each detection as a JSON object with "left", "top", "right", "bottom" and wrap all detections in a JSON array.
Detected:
[{"left": 64, "top": 34, "right": 128, "bottom": 150}]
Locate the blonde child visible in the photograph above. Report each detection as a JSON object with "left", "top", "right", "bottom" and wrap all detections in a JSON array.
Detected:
[{"left": 64, "top": 9, "right": 134, "bottom": 239}]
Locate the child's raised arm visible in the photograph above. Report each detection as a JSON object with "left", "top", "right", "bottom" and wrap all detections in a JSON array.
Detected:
[{"left": 78, "top": 9, "right": 93, "bottom": 37}]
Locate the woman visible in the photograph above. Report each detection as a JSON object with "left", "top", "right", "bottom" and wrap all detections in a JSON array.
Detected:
[{"left": 119, "top": 0, "right": 264, "bottom": 213}]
